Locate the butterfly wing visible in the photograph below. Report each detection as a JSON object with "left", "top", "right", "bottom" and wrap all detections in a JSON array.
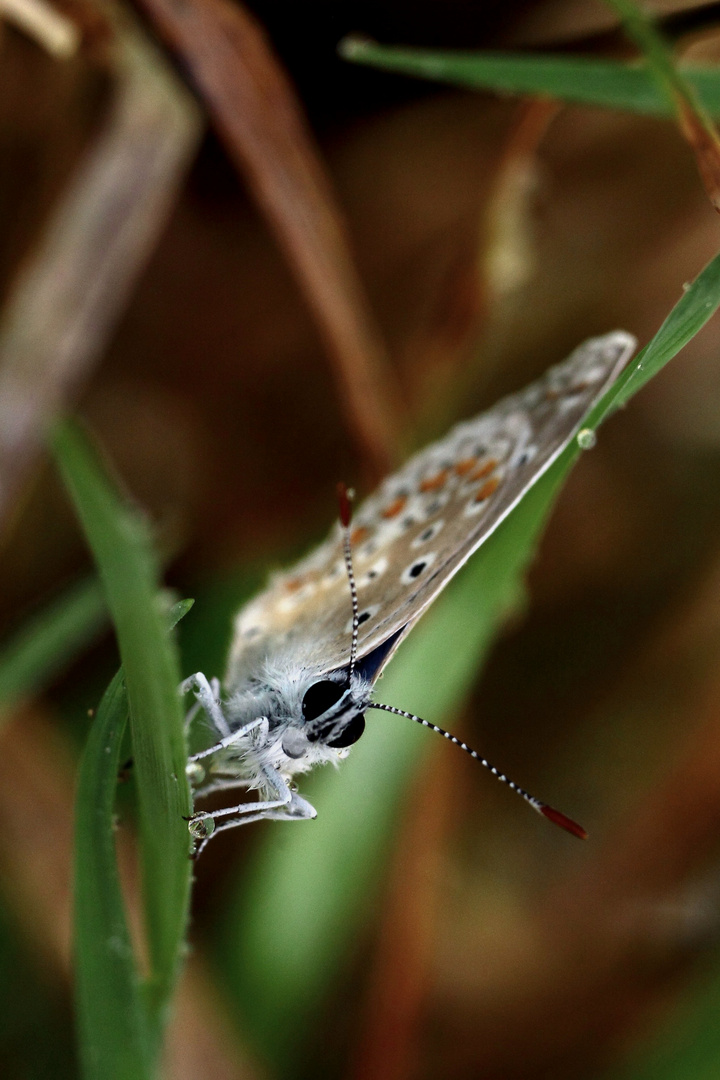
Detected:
[{"left": 226, "top": 332, "right": 636, "bottom": 690}]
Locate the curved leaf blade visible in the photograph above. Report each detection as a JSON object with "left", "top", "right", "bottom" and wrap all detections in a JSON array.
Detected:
[
  {"left": 339, "top": 38, "right": 720, "bottom": 119},
  {"left": 51, "top": 420, "right": 191, "bottom": 1030},
  {"left": 73, "top": 670, "right": 152, "bottom": 1080}
]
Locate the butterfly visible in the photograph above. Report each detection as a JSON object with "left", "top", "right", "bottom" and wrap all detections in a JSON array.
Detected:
[{"left": 183, "top": 331, "right": 636, "bottom": 854}]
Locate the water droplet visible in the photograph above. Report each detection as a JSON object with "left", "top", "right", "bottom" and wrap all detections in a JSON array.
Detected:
[
  {"left": 186, "top": 761, "right": 205, "bottom": 786},
  {"left": 576, "top": 428, "right": 597, "bottom": 450},
  {"left": 189, "top": 814, "right": 215, "bottom": 840}
]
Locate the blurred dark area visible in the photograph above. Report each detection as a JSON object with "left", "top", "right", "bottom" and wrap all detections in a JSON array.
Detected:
[{"left": 4, "top": 1, "right": 720, "bottom": 1078}]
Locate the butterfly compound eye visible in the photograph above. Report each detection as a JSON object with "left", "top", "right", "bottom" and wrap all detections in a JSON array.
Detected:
[
  {"left": 326, "top": 713, "right": 366, "bottom": 748},
  {"left": 302, "top": 680, "right": 345, "bottom": 721},
  {"left": 302, "top": 680, "right": 366, "bottom": 748}
]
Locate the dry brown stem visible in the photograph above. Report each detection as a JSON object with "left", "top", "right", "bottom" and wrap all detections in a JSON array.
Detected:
[
  {"left": 134, "top": 0, "right": 402, "bottom": 480},
  {"left": 0, "top": 0, "right": 201, "bottom": 533}
]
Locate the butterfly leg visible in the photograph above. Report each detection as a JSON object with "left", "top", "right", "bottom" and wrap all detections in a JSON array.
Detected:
[
  {"left": 181, "top": 672, "right": 230, "bottom": 737},
  {"left": 183, "top": 676, "right": 221, "bottom": 734},
  {"left": 188, "top": 764, "right": 316, "bottom": 855},
  {"left": 191, "top": 763, "right": 292, "bottom": 822},
  {"left": 192, "top": 793, "right": 316, "bottom": 856},
  {"left": 187, "top": 716, "right": 267, "bottom": 764},
  {"left": 191, "top": 775, "right": 253, "bottom": 799}
]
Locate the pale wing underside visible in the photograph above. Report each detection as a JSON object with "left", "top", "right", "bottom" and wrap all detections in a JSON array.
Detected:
[{"left": 226, "top": 332, "right": 636, "bottom": 691}]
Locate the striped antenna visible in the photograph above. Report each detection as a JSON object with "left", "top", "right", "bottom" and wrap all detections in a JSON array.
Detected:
[
  {"left": 337, "top": 482, "right": 360, "bottom": 681},
  {"left": 369, "top": 702, "right": 587, "bottom": 839}
]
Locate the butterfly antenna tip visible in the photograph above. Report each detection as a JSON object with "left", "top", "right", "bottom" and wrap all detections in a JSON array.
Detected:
[
  {"left": 337, "top": 482, "right": 354, "bottom": 527},
  {"left": 537, "top": 803, "right": 588, "bottom": 840}
]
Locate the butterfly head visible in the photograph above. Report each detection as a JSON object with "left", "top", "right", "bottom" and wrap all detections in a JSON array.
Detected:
[{"left": 216, "top": 660, "right": 373, "bottom": 781}]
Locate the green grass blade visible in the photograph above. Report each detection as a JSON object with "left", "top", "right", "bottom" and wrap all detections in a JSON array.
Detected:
[
  {"left": 74, "top": 601, "right": 193, "bottom": 1080},
  {"left": 73, "top": 670, "right": 153, "bottom": 1080},
  {"left": 50, "top": 420, "right": 191, "bottom": 1032},
  {"left": 167, "top": 598, "right": 195, "bottom": 629},
  {"left": 339, "top": 37, "right": 720, "bottom": 118},
  {"left": 599, "top": 249, "right": 720, "bottom": 421},
  {"left": 606, "top": 0, "right": 714, "bottom": 122},
  {"left": 218, "top": 249, "right": 720, "bottom": 1071},
  {"left": 0, "top": 576, "right": 106, "bottom": 718}
]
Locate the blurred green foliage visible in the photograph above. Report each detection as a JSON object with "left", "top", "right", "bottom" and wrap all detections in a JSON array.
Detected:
[{"left": 0, "top": 903, "right": 77, "bottom": 1078}]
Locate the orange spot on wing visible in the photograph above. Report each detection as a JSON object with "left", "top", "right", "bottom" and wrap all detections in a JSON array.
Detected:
[
  {"left": 468, "top": 458, "right": 498, "bottom": 482},
  {"left": 382, "top": 496, "right": 407, "bottom": 519},
  {"left": 420, "top": 469, "right": 449, "bottom": 492},
  {"left": 454, "top": 458, "right": 478, "bottom": 476},
  {"left": 350, "top": 526, "right": 369, "bottom": 545},
  {"left": 284, "top": 571, "right": 319, "bottom": 593},
  {"left": 474, "top": 476, "right": 500, "bottom": 502}
]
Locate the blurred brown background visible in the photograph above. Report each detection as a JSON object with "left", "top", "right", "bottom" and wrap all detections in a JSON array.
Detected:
[{"left": 3, "top": 1, "right": 720, "bottom": 1078}]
